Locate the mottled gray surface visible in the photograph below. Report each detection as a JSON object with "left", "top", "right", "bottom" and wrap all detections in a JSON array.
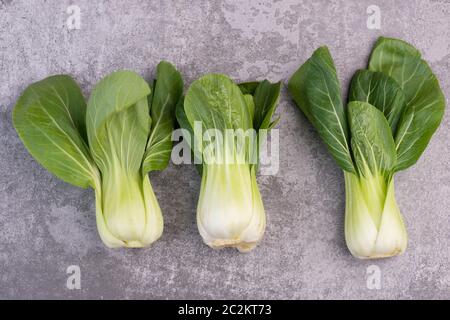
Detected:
[{"left": 1, "top": 0, "right": 449, "bottom": 299}]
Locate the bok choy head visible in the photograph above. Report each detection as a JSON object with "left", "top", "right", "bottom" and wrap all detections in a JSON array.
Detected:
[
  {"left": 176, "top": 74, "right": 281, "bottom": 252},
  {"left": 13, "top": 61, "right": 183, "bottom": 248},
  {"left": 288, "top": 37, "right": 445, "bottom": 259}
]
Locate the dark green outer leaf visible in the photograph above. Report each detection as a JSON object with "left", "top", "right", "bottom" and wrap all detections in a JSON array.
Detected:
[
  {"left": 142, "top": 61, "right": 183, "bottom": 173},
  {"left": 13, "top": 75, "right": 96, "bottom": 188},
  {"left": 348, "top": 101, "right": 396, "bottom": 176},
  {"left": 253, "top": 80, "right": 281, "bottom": 131},
  {"left": 349, "top": 69, "right": 406, "bottom": 134},
  {"left": 175, "top": 97, "right": 203, "bottom": 175},
  {"left": 239, "top": 80, "right": 281, "bottom": 131},
  {"left": 369, "top": 37, "right": 421, "bottom": 64},
  {"left": 369, "top": 37, "right": 445, "bottom": 171},
  {"left": 238, "top": 81, "right": 259, "bottom": 95},
  {"left": 241, "top": 80, "right": 281, "bottom": 171},
  {"left": 288, "top": 46, "right": 355, "bottom": 173}
]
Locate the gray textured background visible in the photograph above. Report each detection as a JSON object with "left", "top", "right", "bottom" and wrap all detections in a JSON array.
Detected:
[{"left": 1, "top": 0, "right": 449, "bottom": 299}]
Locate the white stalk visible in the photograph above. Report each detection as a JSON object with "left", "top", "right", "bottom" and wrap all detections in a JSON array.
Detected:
[
  {"left": 197, "top": 164, "right": 265, "bottom": 252},
  {"left": 94, "top": 169, "right": 163, "bottom": 248},
  {"left": 344, "top": 171, "right": 408, "bottom": 259}
]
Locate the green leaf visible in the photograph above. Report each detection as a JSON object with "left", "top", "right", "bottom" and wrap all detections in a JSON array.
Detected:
[
  {"left": 252, "top": 80, "right": 281, "bottom": 131},
  {"left": 238, "top": 81, "right": 259, "bottom": 95},
  {"left": 239, "top": 80, "right": 282, "bottom": 131},
  {"left": 348, "top": 101, "right": 396, "bottom": 176},
  {"left": 288, "top": 46, "right": 355, "bottom": 173},
  {"left": 185, "top": 74, "right": 252, "bottom": 131},
  {"left": 369, "top": 37, "right": 421, "bottom": 67},
  {"left": 349, "top": 69, "right": 406, "bottom": 134},
  {"left": 175, "top": 97, "right": 203, "bottom": 175},
  {"left": 13, "top": 75, "right": 97, "bottom": 188},
  {"left": 368, "top": 37, "right": 445, "bottom": 171},
  {"left": 142, "top": 61, "right": 183, "bottom": 173},
  {"left": 240, "top": 80, "right": 282, "bottom": 171},
  {"left": 175, "top": 97, "right": 191, "bottom": 142},
  {"left": 268, "top": 117, "right": 280, "bottom": 130},
  {"left": 243, "top": 94, "right": 255, "bottom": 124},
  {"left": 86, "top": 71, "right": 151, "bottom": 174},
  {"left": 184, "top": 74, "right": 252, "bottom": 161}
]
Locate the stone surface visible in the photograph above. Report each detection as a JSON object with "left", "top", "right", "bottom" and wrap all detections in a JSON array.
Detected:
[{"left": 0, "top": 0, "right": 449, "bottom": 299}]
